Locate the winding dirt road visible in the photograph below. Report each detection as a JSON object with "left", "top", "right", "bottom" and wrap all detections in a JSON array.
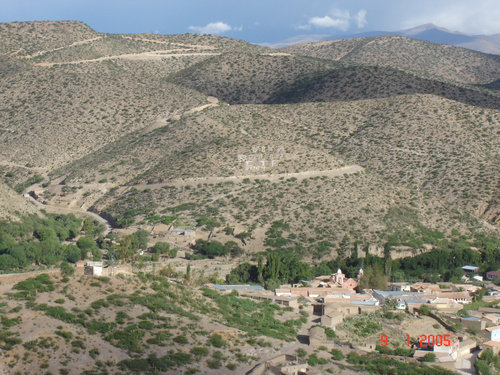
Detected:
[{"left": 131, "top": 165, "right": 364, "bottom": 190}]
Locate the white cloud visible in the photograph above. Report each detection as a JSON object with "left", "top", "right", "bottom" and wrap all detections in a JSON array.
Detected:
[
  {"left": 355, "top": 10, "right": 367, "bottom": 28},
  {"left": 309, "top": 16, "right": 350, "bottom": 31},
  {"left": 188, "top": 21, "right": 241, "bottom": 35},
  {"left": 299, "top": 8, "right": 367, "bottom": 31},
  {"left": 402, "top": 0, "right": 500, "bottom": 35}
]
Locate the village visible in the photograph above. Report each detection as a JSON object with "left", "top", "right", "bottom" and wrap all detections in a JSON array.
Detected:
[
  {"left": 205, "top": 266, "right": 500, "bottom": 375},
  {"left": 70, "top": 221, "right": 500, "bottom": 375}
]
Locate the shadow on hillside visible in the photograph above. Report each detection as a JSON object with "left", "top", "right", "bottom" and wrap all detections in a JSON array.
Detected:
[
  {"left": 173, "top": 63, "right": 500, "bottom": 110},
  {"left": 264, "top": 66, "right": 500, "bottom": 110}
]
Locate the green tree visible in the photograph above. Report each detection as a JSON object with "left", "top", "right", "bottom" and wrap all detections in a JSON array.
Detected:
[
  {"left": 82, "top": 218, "right": 95, "bottom": 236},
  {"left": 65, "top": 245, "right": 81, "bottom": 263}
]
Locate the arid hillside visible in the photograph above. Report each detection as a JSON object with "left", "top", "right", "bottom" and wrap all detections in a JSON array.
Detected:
[
  {"left": 0, "top": 183, "right": 39, "bottom": 220},
  {"left": 282, "top": 34, "right": 500, "bottom": 85},
  {"left": 0, "top": 21, "right": 498, "bottom": 254}
]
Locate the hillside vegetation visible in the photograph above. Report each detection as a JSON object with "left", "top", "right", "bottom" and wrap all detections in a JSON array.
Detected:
[
  {"left": 0, "top": 20, "right": 498, "bottom": 256},
  {"left": 282, "top": 34, "right": 500, "bottom": 85}
]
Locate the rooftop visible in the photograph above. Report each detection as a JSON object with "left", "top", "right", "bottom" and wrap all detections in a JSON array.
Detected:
[
  {"left": 373, "top": 290, "right": 423, "bottom": 297},
  {"left": 208, "top": 284, "right": 264, "bottom": 291},
  {"left": 461, "top": 265, "right": 479, "bottom": 271},
  {"left": 352, "top": 300, "right": 379, "bottom": 306},
  {"left": 486, "top": 325, "right": 500, "bottom": 332}
]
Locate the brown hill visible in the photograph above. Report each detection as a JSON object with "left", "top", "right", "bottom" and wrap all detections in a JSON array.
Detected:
[
  {"left": 167, "top": 52, "right": 337, "bottom": 104},
  {"left": 282, "top": 34, "right": 500, "bottom": 85},
  {"left": 0, "top": 21, "right": 498, "bottom": 253},
  {"left": 0, "top": 183, "right": 38, "bottom": 219}
]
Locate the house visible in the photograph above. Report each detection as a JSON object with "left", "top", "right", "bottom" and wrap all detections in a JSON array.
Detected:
[
  {"left": 461, "top": 317, "right": 486, "bottom": 331},
  {"left": 247, "top": 355, "right": 308, "bottom": 375},
  {"left": 371, "top": 289, "right": 426, "bottom": 304},
  {"left": 435, "top": 291, "right": 473, "bottom": 304},
  {"left": 276, "top": 286, "right": 355, "bottom": 298},
  {"left": 410, "top": 282, "right": 442, "bottom": 294},
  {"left": 389, "top": 282, "right": 411, "bottom": 292},
  {"left": 208, "top": 284, "right": 264, "bottom": 292},
  {"left": 309, "top": 326, "right": 329, "bottom": 347},
  {"left": 461, "top": 265, "right": 479, "bottom": 273},
  {"left": 486, "top": 325, "right": 500, "bottom": 342},
  {"left": 84, "top": 261, "right": 103, "bottom": 276},
  {"left": 483, "top": 314, "right": 500, "bottom": 326},
  {"left": 248, "top": 294, "right": 299, "bottom": 309},
  {"left": 416, "top": 335, "right": 460, "bottom": 360},
  {"left": 319, "top": 300, "right": 379, "bottom": 328},
  {"left": 486, "top": 270, "right": 500, "bottom": 280},
  {"left": 308, "top": 269, "right": 358, "bottom": 290}
]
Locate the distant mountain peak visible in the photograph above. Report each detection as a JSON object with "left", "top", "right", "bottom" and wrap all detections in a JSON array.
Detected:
[{"left": 401, "top": 23, "right": 460, "bottom": 36}]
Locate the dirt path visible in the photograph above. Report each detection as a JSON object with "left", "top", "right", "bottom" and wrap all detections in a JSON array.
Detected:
[
  {"left": 120, "top": 36, "right": 216, "bottom": 50},
  {"left": 140, "top": 96, "right": 220, "bottom": 134},
  {"left": 34, "top": 51, "right": 221, "bottom": 66},
  {"left": 18, "top": 36, "right": 103, "bottom": 59},
  {"left": 0, "top": 161, "right": 49, "bottom": 173},
  {"left": 131, "top": 165, "right": 364, "bottom": 190}
]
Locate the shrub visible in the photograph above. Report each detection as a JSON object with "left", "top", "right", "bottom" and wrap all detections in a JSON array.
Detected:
[
  {"left": 138, "top": 321, "right": 154, "bottom": 330},
  {"left": 226, "top": 363, "right": 237, "bottom": 371},
  {"left": 296, "top": 348, "right": 307, "bottom": 358},
  {"left": 208, "top": 333, "right": 225, "bottom": 348},
  {"left": 173, "top": 335, "right": 188, "bottom": 344},
  {"left": 422, "top": 353, "right": 436, "bottom": 362},
  {"left": 206, "top": 359, "right": 221, "bottom": 369},
  {"left": 191, "top": 346, "right": 209, "bottom": 358},
  {"left": 331, "top": 349, "right": 344, "bottom": 361}
]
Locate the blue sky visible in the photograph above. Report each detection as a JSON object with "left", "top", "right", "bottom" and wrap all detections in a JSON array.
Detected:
[{"left": 1, "top": 0, "right": 499, "bottom": 43}]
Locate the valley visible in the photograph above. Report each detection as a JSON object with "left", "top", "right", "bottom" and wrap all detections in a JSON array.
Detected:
[{"left": 0, "top": 20, "right": 498, "bottom": 375}]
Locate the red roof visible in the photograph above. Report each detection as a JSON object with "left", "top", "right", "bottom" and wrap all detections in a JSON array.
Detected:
[{"left": 487, "top": 270, "right": 500, "bottom": 277}]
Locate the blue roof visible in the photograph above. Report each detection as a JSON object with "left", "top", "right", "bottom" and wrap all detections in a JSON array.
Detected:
[
  {"left": 209, "top": 284, "right": 264, "bottom": 291},
  {"left": 463, "top": 317, "right": 481, "bottom": 321}
]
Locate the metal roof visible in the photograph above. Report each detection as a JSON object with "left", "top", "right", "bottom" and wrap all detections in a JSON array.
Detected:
[
  {"left": 461, "top": 265, "right": 479, "bottom": 271},
  {"left": 401, "top": 296, "right": 428, "bottom": 304},
  {"left": 352, "top": 300, "right": 379, "bottom": 306},
  {"left": 209, "top": 284, "right": 264, "bottom": 291}
]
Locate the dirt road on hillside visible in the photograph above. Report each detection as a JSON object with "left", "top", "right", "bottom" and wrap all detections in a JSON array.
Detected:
[{"left": 131, "top": 165, "right": 364, "bottom": 190}]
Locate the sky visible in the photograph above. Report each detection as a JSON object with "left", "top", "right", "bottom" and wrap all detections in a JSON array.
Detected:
[{"left": 1, "top": 0, "right": 499, "bottom": 44}]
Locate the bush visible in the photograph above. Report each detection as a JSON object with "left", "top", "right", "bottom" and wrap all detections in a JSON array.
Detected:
[
  {"left": 226, "top": 363, "right": 237, "bottom": 371},
  {"left": 206, "top": 359, "right": 221, "bottom": 369},
  {"left": 173, "top": 335, "right": 188, "bottom": 344},
  {"left": 296, "top": 348, "right": 307, "bottom": 358},
  {"left": 331, "top": 348, "right": 344, "bottom": 360},
  {"left": 208, "top": 333, "right": 225, "bottom": 348},
  {"left": 422, "top": 353, "right": 436, "bottom": 362},
  {"left": 191, "top": 346, "right": 209, "bottom": 358}
]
